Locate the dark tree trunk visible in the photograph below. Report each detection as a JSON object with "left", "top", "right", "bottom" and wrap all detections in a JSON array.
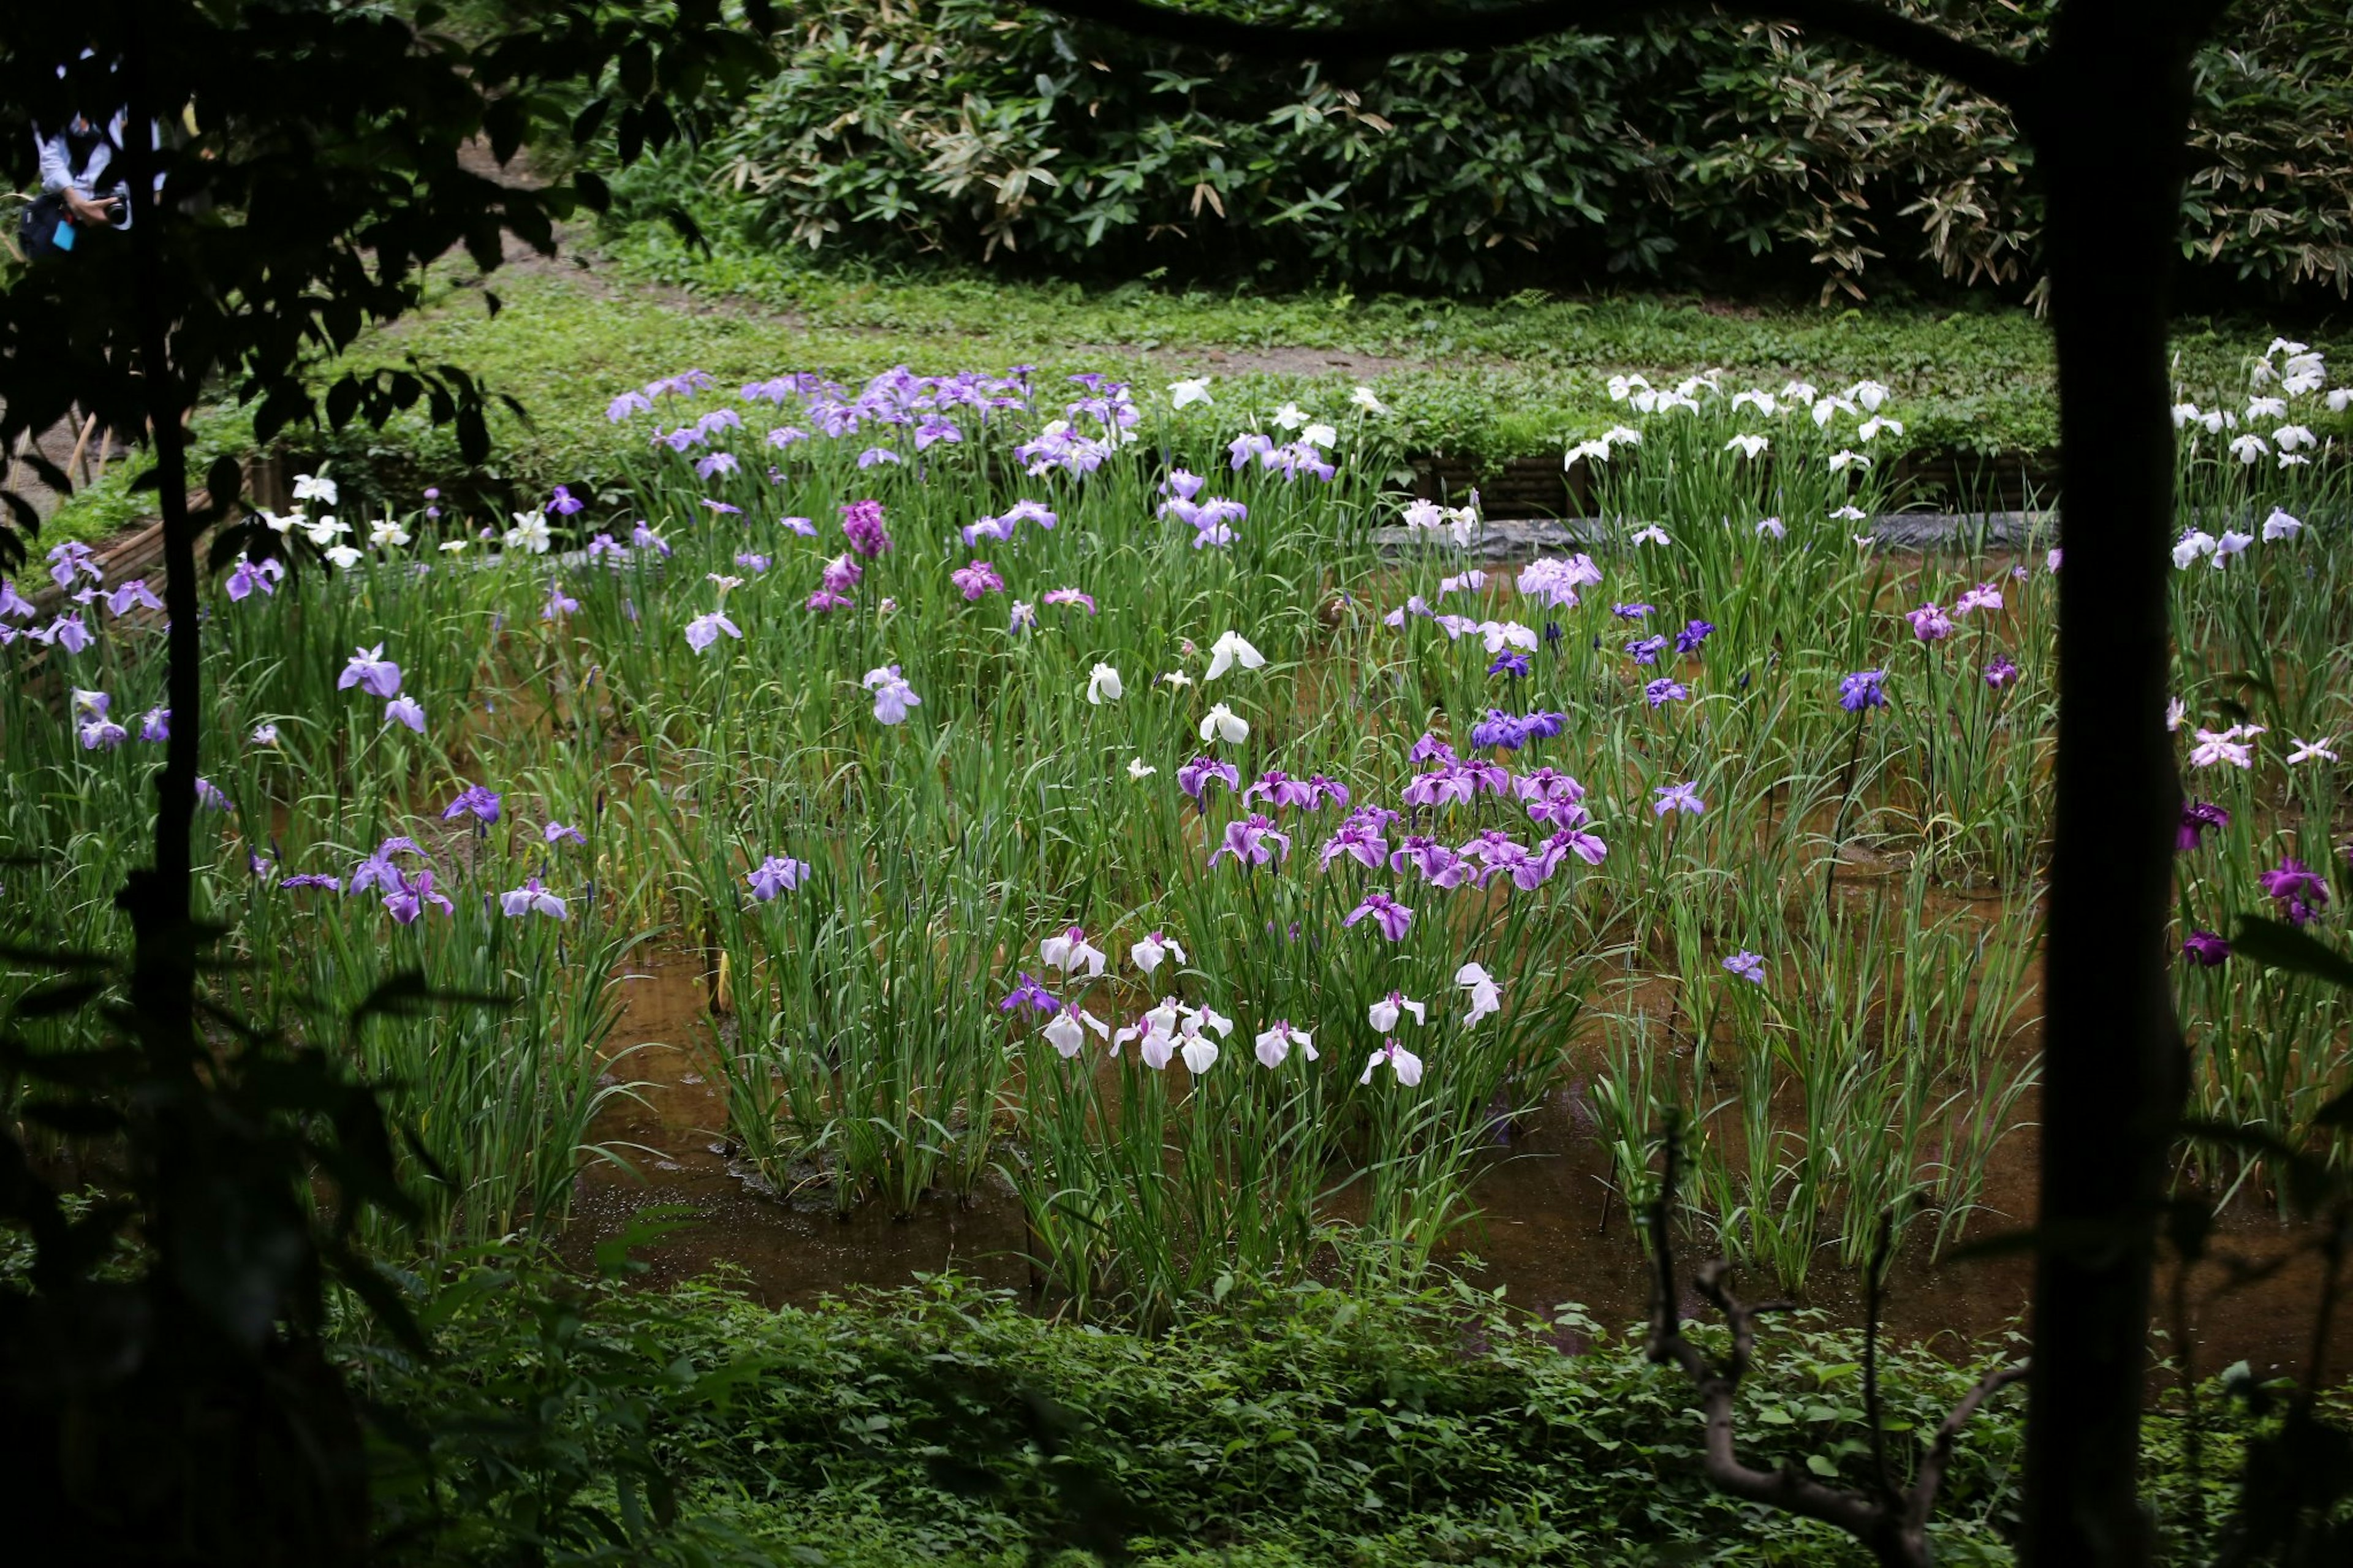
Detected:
[{"left": 2024, "top": 5, "right": 2196, "bottom": 1562}]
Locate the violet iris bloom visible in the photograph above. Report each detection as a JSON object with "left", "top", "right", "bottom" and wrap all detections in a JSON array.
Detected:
[
  {"left": 2181, "top": 931, "right": 2230, "bottom": 967},
  {"left": 1626, "top": 635, "right": 1669, "bottom": 665},
  {"left": 1488, "top": 651, "right": 1531, "bottom": 678},
  {"left": 2177, "top": 801, "right": 2230, "bottom": 851},
  {"left": 1675, "top": 619, "right": 1715, "bottom": 654},
  {"left": 1343, "top": 892, "right": 1414, "bottom": 941},
  {"left": 1320, "top": 815, "right": 1391, "bottom": 871},
  {"left": 863, "top": 665, "right": 922, "bottom": 725},
  {"left": 1612, "top": 603, "right": 1653, "bottom": 621},
  {"left": 444, "top": 784, "right": 502, "bottom": 824},
  {"left": 1645, "top": 678, "right": 1688, "bottom": 707},
  {"left": 279, "top": 873, "right": 344, "bottom": 893},
  {"left": 545, "top": 821, "right": 588, "bottom": 846},
  {"left": 384, "top": 868, "right": 454, "bottom": 925},
  {"left": 999, "top": 972, "right": 1062, "bottom": 1014},
  {"left": 384, "top": 696, "right": 426, "bottom": 733},
  {"left": 1838, "top": 670, "right": 1889, "bottom": 712},
  {"left": 746, "top": 855, "right": 811, "bottom": 901},
  {"left": 685, "top": 611, "right": 743, "bottom": 652},
  {"left": 1907, "top": 603, "right": 1953, "bottom": 642},
  {"left": 1984, "top": 654, "right": 2020, "bottom": 689},
  {"left": 548, "top": 485, "right": 586, "bottom": 516},
  {"left": 1722, "top": 950, "right": 1767, "bottom": 984}
]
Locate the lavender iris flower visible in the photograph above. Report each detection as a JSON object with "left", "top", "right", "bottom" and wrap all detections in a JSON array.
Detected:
[
  {"left": 384, "top": 696, "right": 426, "bottom": 733},
  {"left": 1722, "top": 950, "right": 1767, "bottom": 984},
  {"left": 1626, "top": 635, "right": 1669, "bottom": 665},
  {"left": 548, "top": 485, "right": 586, "bottom": 516},
  {"left": 545, "top": 821, "right": 588, "bottom": 846},
  {"left": 685, "top": 611, "right": 742, "bottom": 653},
  {"left": 339, "top": 644, "right": 403, "bottom": 699},
  {"left": 1907, "top": 603, "right": 1953, "bottom": 642},
  {"left": 499, "top": 876, "right": 570, "bottom": 920},
  {"left": 951, "top": 560, "right": 1006, "bottom": 600},
  {"left": 1209, "top": 814, "right": 1292, "bottom": 869},
  {"left": 863, "top": 665, "right": 922, "bottom": 725},
  {"left": 1612, "top": 604, "right": 1653, "bottom": 621},
  {"left": 1645, "top": 678, "right": 1688, "bottom": 707},
  {"left": 746, "top": 855, "right": 811, "bottom": 901},
  {"left": 1652, "top": 781, "right": 1705, "bottom": 816}
]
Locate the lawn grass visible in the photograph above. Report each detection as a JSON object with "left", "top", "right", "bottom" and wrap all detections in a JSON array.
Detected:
[{"left": 34, "top": 222, "right": 2346, "bottom": 547}]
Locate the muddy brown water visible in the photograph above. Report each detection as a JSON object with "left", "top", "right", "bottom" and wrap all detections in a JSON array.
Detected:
[{"left": 562, "top": 953, "right": 2351, "bottom": 1382}]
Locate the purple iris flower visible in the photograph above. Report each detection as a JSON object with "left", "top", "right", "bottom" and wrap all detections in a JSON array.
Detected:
[
  {"left": 1626, "top": 635, "right": 1669, "bottom": 665},
  {"left": 104, "top": 578, "right": 163, "bottom": 617},
  {"left": 735, "top": 553, "right": 771, "bottom": 573},
  {"left": 349, "top": 837, "right": 422, "bottom": 895},
  {"left": 746, "top": 855, "right": 811, "bottom": 901},
  {"left": 999, "top": 972, "right": 1062, "bottom": 1014},
  {"left": 2259, "top": 858, "right": 2330, "bottom": 925},
  {"left": 1209, "top": 814, "right": 1292, "bottom": 869},
  {"left": 1042, "top": 587, "right": 1097, "bottom": 615},
  {"left": 1343, "top": 892, "right": 1414, "bottom": 942},
  {"left": 0, "top": 580, "right": 36, "bottom": 619},
  {"left": 1984, "top": 654, "right": 2020, "bottom": 689},
  {"left": 279, "top": 873, "right": 344, "bottom": 893},
  {"left": 139, "top": 706, "right": 170, "bottom": 744},
  {"left": 548, "top": 485, "right": 586, "bottom": 516},
  {"left": 1305, "top": 775, "right": 1350, "bottom": 810},
  {"left": 1675, "top": 619, "right": 1715, "bottom": 654},
  {"left": 443, "top": 784, "right": 502, "bottom": 824},
  {"left": 1838, "top": 670, "right": 1889, "bottom": 713},
  {"left": 545, "top": 821, "right": 587, "bottom": 846},
  {"left": 2181, "top": 930, "right": 2231, "bottom": 967},
  {"left": 1722, "top": 951, "right": 1767, "bottom": 984},
  {"left": 1653, "top": 781, "right": 1705, "bottom": 817},
  {"left": 543, "top": 580, "right": 579, "bottom": 620},
  {"left": 694, "top": 452, "right": 739, "bottom": 481},
  {"left": 339, "top": 645, "right": 403, "bottom": 699},
  {"left": 1177, "top": 756, "right": 1241, "bottom": 801},
  {"left": 821, "top": 554, "right": 863, "bottom": 594},
  {"left": 951, "top": 560, "right": 1006, "bottom": 601},
  {"left": 384, "top": 696, "right": 426, "bottom": 733},
  {"left": 385, "top": 868, "right": 454, "bottom": 925},
  {"left": 840, "top": 498, "right": 893, "bottom": 557},
  {"left": 2177, "top": 801, "right": 2230, "bottom": 852},
  {"left": 1320, "top": 814, "right": 1390, "bottom": 871},
  {"left": 1488, "top": 651, "right": 1531, "bottom": 678},
  {"left": 1612, "top": 604, "right": 1653, "bottom": 621},
  {"left": 1408, "top": 732, "right": 1458, "bottom": 765},
  {"left": 631, "top": 521, "right": 672, "bottom": 558},
  {"left": 1544, "top": 824, "right": 1608, "bottom": 866},
  {"left": 1645, "top": 678, "right": 1688, "bottom": 707}
]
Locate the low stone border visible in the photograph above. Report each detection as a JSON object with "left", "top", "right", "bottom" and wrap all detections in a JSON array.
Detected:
[{"left": 1372, "top": 510, "right": 2059, "bottom": 562}]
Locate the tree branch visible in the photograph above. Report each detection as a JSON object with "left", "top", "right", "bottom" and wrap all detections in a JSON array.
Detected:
[
  {"left": 1034, "top": 1, "right": 2038, "bottom": 111},
  {"left": 1639, "top": 1123, "right": 2028, "bottom": 1568}
]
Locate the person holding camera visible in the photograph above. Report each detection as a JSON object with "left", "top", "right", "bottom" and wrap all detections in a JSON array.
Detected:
[{"left": 27, "top": 106, "right": 131, "bottom": 254}]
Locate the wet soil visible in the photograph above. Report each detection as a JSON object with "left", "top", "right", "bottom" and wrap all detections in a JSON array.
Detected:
[{"left": 563, "top": 951, "right": 2353, "bottom": 1381}]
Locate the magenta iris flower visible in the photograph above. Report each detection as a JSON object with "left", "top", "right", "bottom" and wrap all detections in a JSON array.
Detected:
[
  {"left": 1320, "top": 811, "right": 1392, "bottom": 871},
  {"left": 1343, "top": 892, "right": 1414, "bottom": 941},
  {"left": 1984, "top": 654, "right": 2020, "bottom": 689},
  {"left": 2260, "top": 858, "right": 2330, "bottom": 925},
  {"left": 1907, "top": 603, "right": 1953, "bottom": 642},
  {"left": 2177, "top": 801, "right": 2230, "bottom": 851},
  {"left": 840, "top": 498, "right": 893, "bottom": 557},
  {"left": 1177, "top": 756, "right": 1242, "bottom": 801},
  {"left": 1042, "top": 587, "right": 1097, "bottom": 615},
  {"left": 2181, "top": 930, "right": 2230, "bottom": 966},
  {"left": 1838, "top": 670, "right": 1889, "bottom": 712},
  {"left": 951, "top": 560, "right": 1006, "bottom": 601},
  {"left": 1209, "top": 813, "right": 1292, "bottom": 868}
]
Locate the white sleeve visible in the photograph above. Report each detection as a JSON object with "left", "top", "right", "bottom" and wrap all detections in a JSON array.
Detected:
[{"left": 34, "top": 127, "right": 83, "bottom": 195}]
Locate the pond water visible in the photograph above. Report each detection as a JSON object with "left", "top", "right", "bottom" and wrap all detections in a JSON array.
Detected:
[{"left": 563, "top": 952, "right": 2351, "bottom": 1382}]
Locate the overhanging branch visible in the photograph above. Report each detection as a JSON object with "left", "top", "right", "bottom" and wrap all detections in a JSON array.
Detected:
[{"left": 1034, "top": 1, "right": 2039, "bottom": 111}]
